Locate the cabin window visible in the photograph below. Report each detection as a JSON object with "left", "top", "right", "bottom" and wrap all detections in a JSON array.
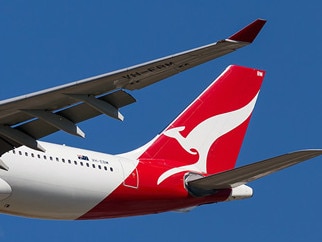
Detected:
[
  {"left": 31, "top": 153, "right": 34, "bottom": 158},
  {"left": 74, "top": 161, "right": 77, "bottom": 165},
  {"left": 25, "top": 152, "right": 28, "bottom": 156},
  {"left": 104, "top": 166, "right": 107, "bottom": 171},
  {"left": 86, "top": 163, "right": 89, "bottom": 167},
  {"left": 110, "top": 167, "right": 113, "bottom": 172},
  {"left": 92, "top": 164, "right": 95, "bottom": 168},
  {"left": 62, "top": 158, "right": 65, "bottom": 163},
  {"left": 80, "top": 162, "right": 83, "bottom": 166},
  {"left": 19, "top": 151, "right": 22, "bottom": 155},
  {"left": 56, "top": 157, "right": 59, "bottom": 162}
]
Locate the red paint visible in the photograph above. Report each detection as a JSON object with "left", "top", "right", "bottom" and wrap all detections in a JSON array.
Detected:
[
  {"left": 79, "top": 65, "right": 265, "bottom": 219},
  {"left": 139, "top": 66, "right": 264, "bottom": 174},
  {"left": 79, "top": 160, "right": 232, "bottom": 219},
  {"left": 229, "top": 19, "right": 266, "bottom": 43}
]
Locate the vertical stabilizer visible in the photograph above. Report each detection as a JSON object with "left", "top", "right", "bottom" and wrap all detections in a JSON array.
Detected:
[{"left": 139, "top": 65, "right": 265, "bottom": 183}]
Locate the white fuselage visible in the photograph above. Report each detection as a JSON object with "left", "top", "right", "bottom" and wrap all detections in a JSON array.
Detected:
[{"left": 0, "top": 141, "right": 137, "bottom": 219}]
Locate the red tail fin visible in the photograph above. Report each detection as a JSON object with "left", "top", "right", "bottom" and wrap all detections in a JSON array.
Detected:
[{"left": 139, "top": 65, "right": 265, "bottom": 183}]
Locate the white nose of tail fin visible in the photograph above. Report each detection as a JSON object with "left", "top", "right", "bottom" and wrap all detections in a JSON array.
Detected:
[{"left": 139, "top": 65, "right": 265, "bottom": 182}]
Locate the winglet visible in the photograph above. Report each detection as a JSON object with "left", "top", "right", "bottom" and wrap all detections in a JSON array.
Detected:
[{"left": 228, "top": 19, "right": 266, "bottom": 43}]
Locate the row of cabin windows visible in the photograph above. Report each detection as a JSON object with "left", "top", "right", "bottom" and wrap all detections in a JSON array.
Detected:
[{"left": 12, "top": 150, "right": 114, "bottom": 172}]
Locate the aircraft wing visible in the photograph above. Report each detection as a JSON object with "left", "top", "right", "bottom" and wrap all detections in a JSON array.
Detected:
[
  {"left": 187, "top": 150, "right": 322, "bottom": 195},
  {"left": 0, "top": 19, "right": 266, "bottom": 155}
]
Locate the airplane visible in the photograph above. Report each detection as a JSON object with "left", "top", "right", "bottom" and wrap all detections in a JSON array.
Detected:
[{"left": 0, "top": 18, "right": 321, "bottom": 220}]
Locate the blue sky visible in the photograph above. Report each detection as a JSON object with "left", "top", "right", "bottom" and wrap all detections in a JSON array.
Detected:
[{"left": 1, "top": 1, "right": 322, "bottom": 241}]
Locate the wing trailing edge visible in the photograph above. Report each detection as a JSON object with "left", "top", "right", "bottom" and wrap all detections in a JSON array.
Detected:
[{"left": 0, "top": 19, "right": 266, "bottom": 155}]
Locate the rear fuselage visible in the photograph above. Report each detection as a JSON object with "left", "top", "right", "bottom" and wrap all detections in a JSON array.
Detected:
[{"left": 0, "top": 141, "right": 234, "bottom": 220}]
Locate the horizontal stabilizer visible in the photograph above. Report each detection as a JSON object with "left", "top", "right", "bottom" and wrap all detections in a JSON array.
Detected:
[{"left": 187, "top": 150, "right": 322, "bottom": 192}]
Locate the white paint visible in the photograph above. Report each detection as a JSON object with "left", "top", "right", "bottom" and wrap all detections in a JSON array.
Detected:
[
  {"left": 157, "top": 93, "right": 259, "bottom": 184},
  {"left": 226, "top": 185, "right": 253, "bottom": 201},
  {"left": 0, "top": 178, "right": 11, "bottom": 200},
  {"left": 0, "top": 142, "right": 136, "bottom": 219}
]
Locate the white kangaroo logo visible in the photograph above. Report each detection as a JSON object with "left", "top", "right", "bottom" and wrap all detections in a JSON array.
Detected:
[{"left": 157, "top": 93, "right": 259, "bottom": 185}]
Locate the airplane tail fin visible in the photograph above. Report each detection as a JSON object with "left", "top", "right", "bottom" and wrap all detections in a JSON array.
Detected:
[{"left": 138, "top": 65, "right": 265, "bottom": 182}]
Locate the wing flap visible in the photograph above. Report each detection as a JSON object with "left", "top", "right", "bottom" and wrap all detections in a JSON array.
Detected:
[
  {"left": 16, "top": 90, "right": 136, "bottom": 140},
  {"left": 187, "top": 150, "right": 322, "bottom": 192},
  {"left": 0, "top": 137, "right": 19, "bottom": 153}
]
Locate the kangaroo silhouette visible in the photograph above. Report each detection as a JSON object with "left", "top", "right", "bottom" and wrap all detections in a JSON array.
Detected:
[{"left": 157, "top": 93, "right": 259, "bottom": 184}]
